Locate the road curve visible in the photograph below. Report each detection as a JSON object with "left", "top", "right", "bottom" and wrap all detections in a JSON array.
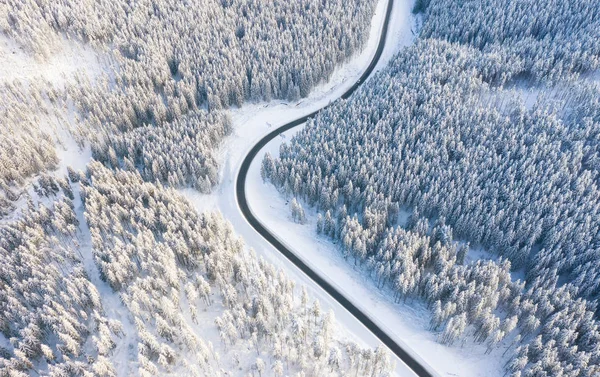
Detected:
[{"left": 236, "top": 1, "right": 433, "bottom": 376}]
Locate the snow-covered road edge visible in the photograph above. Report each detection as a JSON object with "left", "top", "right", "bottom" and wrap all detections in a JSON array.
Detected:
[{"left": 236, "top": 0, "right": 510, "bottom": 376}]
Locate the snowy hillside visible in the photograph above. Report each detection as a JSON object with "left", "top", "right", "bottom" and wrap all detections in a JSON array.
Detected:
[{"left": 0, "top": 0, "right": 409, "bottom": 375}]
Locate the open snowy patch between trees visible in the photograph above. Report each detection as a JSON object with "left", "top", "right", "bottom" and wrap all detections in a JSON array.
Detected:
[{"left": 0, "top": 33, "right": 106, "bottom": 87}]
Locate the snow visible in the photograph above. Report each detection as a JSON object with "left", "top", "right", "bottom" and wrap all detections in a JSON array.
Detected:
[
  {"left": 0, "top": 100, "right": 92, "bottom": 224},
  {"left": 245, "top": 126, "right": 509, "bottom": 377},
  {"left": 239, "top": 72, "right": 600, "bottom": 376},
  {"left": 53, "top": 111, "right": 92, "bottom": 177},
  {"left": 501, "top": 70, "right": 600, "bottom": 112},
  {"left": 174, "top": 0, "right": 513, "bottom": 375},
  {"left": 375, "top": 0, "right": 417, "bottom": 71},
  {"left": 4, "top": 0, "right": 596, "bottom": 374},
  {"left": 0, "top": 32, "right": 105, "bottom": 221},
  {"left": 0, "top": 31, "right": 130, "bottom": 368},
  {"left": 0, "top": 332, "right": 9, "bottom": 349},
  {"left": 0, "top": 33, "right": 106, "bottom": 87},
  {"left": 173, "top": 257, "right": 380, "bottom": 377}
]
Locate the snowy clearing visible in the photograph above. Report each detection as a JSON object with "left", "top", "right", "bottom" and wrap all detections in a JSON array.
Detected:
[
  {"left": 71, "top": 184, "right": 138, "bottom": 374},
  {"left": 0, "top": 33, "right": 106, "bottom": 87}
]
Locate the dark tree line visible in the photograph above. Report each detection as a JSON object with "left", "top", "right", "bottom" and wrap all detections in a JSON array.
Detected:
[{"left": 418, "top": 0, "right": 600, "bottom": 83}]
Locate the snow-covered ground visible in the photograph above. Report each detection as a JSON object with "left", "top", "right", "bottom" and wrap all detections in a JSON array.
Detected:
[
  {"left": 241, "top": 71, "right": 600, "bottom": 377},
  {"left": 182, "top": 0, "right": 415, "bottom": 213},
  {"left": 0, "top": 31, "right": 106, "bottom": 223},
  {"left": 180, "top": 0, "right": 513, "bottom": 375},
  {"left": 31, "top": 0, "right": 439, "bottom": 374},
  {"left": 53, "top": 106, "right": 93, "bottom": 176},
  {"left": 0, "top": 100, "right": 92, "bottom": 224},
  {"left": 71, "top": 185, "right": 139, "bottom": 374},
  {"left": 0, "top": 33, "right": 106, "bottom": 87},
  {"left": 9, "top": 0, "right": 597, "bottom": 375}
]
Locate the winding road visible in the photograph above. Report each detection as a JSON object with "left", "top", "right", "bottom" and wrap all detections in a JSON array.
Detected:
[{"left": 236, "top": 1, "right": 434, "bottom": 376}]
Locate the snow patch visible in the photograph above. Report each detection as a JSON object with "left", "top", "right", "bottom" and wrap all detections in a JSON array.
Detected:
[
  {"left": 72, "top": 184, "right": 139, "bottom": 375},
  {"left": 0, "top": 33, "right": 106, "bottom": 87}
]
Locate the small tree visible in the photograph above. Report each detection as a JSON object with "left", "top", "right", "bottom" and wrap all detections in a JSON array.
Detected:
[
  {"left": 290, "top": 198, "right": 306, "bottom": 224},
  {"left": 255, "top": 358, "right": 265, "bottom": 377}
]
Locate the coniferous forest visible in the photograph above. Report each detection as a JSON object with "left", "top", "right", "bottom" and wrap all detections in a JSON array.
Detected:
[
  {"left": 1, "top": 0, "right": 376, "bottom": 212},
  {"left": 3, "top": 0, "right": 600, "bottom": 376},
  {"left": 262, "top": 1, "right": 600, "bottom": 376},
  {"left": 1, "top": 0, "right": 394, "bottom": 376}
]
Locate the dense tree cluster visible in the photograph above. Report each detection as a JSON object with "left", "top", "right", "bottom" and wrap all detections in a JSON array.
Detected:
[
  {"left": 0, "top": 196, "right": 121, "bottom": 376},
  {"left": 92, "top": 111, "right": 232, "bottom": 193},
  {"left": 0, "top": 84, "right": 62, "bottom": 217},
  {"left": 5, "top": 0, "right": 376, "bottom": 123},
  {"left": 263, "top": 40, "right": 600, "bottom": 375},
  {"left": 418, "top": 0, "right": 600, "bottom": 82},
  {"left": 1, "top": 0, "right": 379, "bottom": 213},
  {"left": 83, "top": 162, "right": 393, "bottom": 376},
  {"left": 5, "top": 0, "right": 375, "bottom": 108},
  {"left": 0, "top": 1, "right": 394, "bottom": 375}
]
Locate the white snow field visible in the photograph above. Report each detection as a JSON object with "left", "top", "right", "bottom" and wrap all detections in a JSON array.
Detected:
[
  {"left": 0, "top": 31, "right": 107, "bottom": 223},
  {"left": 0, "top": 33, "right": 106, "bottom": 87}
]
